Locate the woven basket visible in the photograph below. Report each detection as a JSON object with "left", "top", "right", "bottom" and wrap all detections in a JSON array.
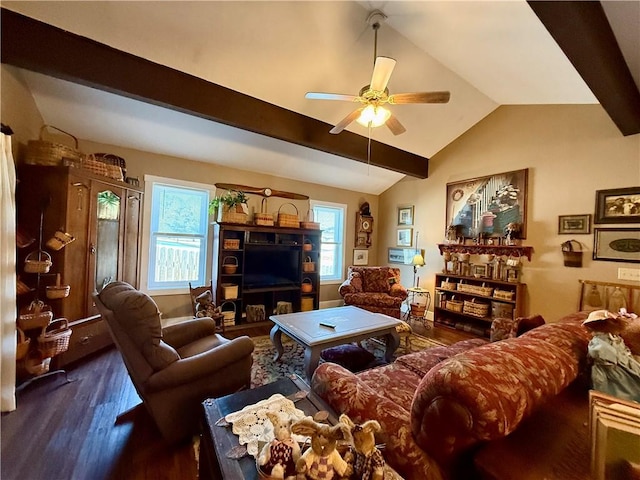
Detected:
[
  {"left": 83, "top": 154, "right": 109, "bottom": 177},
  {"left": 222, "top": 256, "right": 238, "bottom": 274},
  {"left": 277, "top": 203, "right": 299, "bottom": 228},
  {"left": 445, "top": 298, "right": 463, "bottom": 313},
  {"left": 16, "top": 328, "right": 30, "bottom": 361},
  {"left": 300, "top": 210, "right": 320, "bottom": 229},
  {"left": 303, "top": 239, "right": 314, "bottom": 252},
  {"left": 220, "top": 301, "right": 236, "bottom": 326},
  {"left": 93, "top": 153, "right": 127, "bottom": 178},
  {"left": 223, "top": 238, "right": 241, "bottom": 249},
  {"left": 457, "top": 283, "right": 493, "bottom": 296},
  {"left": 24, "top": 250, "right": 52, "bottom": 274},
  {"left": 493, "top": 289, "right": 514, "bottom": 301},
  {"left": 37, "top": 318, "right": 72, "bottom": 358},
  {"left": 255, "top": 198, "right": 275, "bottom": 226},
  {"left": 440, "top": 278, "right": 457, "bottom": 291},
  {"left": 302, "top": 256, "right": 315, "bottom": 273},
  {"left": 18, "top": 301, "right": 53, "bottom": 331},
  {"left": 301, "top": 277, "right": 313, "bottom": 293},
  {"left": 25, "top": 125, "right": 84, "bottom": 167},
  {"left": 463, "top": 299, "right": 490, "bottom": 318}
]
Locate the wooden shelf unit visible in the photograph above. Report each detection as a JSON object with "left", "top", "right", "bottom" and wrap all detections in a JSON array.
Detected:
[
  {"left": 213, "top": 223, "right": 322, "bottom": 330},
  {"left": 434, "top": 273, "right": 526, "bottom": 339},
  {"left": 437, "top": 243, "right": 534, "bottom": 261}
]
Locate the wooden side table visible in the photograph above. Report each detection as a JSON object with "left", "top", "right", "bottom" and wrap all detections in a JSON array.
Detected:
[{"left": 200, "top": 376, "right": 339, "bottom": 480}]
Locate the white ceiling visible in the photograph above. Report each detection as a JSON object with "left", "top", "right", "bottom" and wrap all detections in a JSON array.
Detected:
[{"left": 6, "top": 1, "right": 639, "bottom": 195}]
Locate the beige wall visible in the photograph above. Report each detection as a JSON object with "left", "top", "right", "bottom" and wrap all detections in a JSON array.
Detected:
[{"left": 380, "top": 104, "right": 640, "bottom": 322}]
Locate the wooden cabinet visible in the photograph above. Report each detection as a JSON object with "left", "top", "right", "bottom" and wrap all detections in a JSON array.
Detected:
[
  {"left": 434, "top": 273, "right": 526, "bottom": 339},
  {"left": 17, "top": 165, "right": 143, "bottom": 366},
  {"left": 213, "top": 223, "right": 322, "bottom": 330}
]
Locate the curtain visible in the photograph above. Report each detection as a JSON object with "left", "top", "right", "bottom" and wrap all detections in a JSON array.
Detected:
[{"left": 1, "top": 132, "right": 17, "bottom": 412}]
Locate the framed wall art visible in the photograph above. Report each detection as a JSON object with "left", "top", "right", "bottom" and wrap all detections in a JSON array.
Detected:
[
  {"left": 353, "top": 249, "right": 369, "bottom": 266},
  {"left": 397, "top": 205, "right": 414, "bottom": 226},
  {"left": 593, "top": 228, "right": 640, "bottom": 263},
  {"left": 397, "top": 228, "right": 413, "bottom": 247},
  {"left": 388, "top": 248, "right": 413, "bottom": 264},
  {"left": 595, "top": 187, "right": 640, "bottom": 224},
  {"left": 446, "top": 169, "right": 528, "bottom": 239},
  {"left": 589, "top": 390, "right": 640, "bottom": 480},
  {"left": 558, "top": 214, "right": 591, "bottom": 234}
]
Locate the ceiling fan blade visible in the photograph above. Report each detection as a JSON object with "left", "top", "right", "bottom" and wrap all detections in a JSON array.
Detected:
[
  {"left": 386, "top": 114, "right": 407, "bottom": 136},
  {"left": 215, "top": 183, "right": 309, "bottom": 200},
  {"left": 388, "top": 91, "right": 451, "bottom": 104},
  {"left": 305, "top": 92, "right": 359, "bottom": 102},
  {"left": 370, "top": 56, "right": 396, "bottom": 92},
  {"left": 330, "top": 108, "right": 364, "bottom": 135}
]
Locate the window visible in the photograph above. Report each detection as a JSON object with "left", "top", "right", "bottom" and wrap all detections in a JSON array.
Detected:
[
  {"left": 144, "top": 176, "right": 212, "bottom": 293},
  {"left": 311, "top": 200, "right": 347, "bottom": 283}
]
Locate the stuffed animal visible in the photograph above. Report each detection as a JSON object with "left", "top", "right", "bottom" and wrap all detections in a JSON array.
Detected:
[
  {"left": 194, "top": 290, "right": 217, "bottom": 319},
  {"left": 339, "top": 414, "right": 385, "bottom": 480},
  {"left": 258, "top": 412, "right": 301, "bottom": 480},
  {"left": 583, "top": 308, "right": 640, "bottom": 358},
  {"left": 290, "top": 416, "right": 352, "bottom": 480}
]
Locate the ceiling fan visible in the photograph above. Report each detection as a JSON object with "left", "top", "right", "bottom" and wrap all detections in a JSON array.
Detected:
[
  {"left": 305, "top": 10, "right": 450, "bottom": 136},
  {"left": 215, "top": 183, "right": 309, "bottom": 200}
]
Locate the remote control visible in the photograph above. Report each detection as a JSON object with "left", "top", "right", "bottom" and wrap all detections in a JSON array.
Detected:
[{"left": 319, "top": 322, "right": 336, "bottom": 329}]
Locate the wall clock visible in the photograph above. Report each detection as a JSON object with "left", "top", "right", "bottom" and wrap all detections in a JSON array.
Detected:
[{"left": 356, "top": 212, "right": 373, "bottom": 248}]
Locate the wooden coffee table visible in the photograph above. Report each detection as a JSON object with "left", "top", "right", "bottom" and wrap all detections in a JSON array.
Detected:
[
  {"left": 200, "top": 376, "right": 339, "bottom": 480},
  {"left": 269, "top": 305, "right": 401, "bottom": 381}
]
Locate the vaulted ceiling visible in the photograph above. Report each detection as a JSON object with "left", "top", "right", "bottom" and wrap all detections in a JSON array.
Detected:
[{"left": 2, "top": 1, "right": 639, "bottom": 194}]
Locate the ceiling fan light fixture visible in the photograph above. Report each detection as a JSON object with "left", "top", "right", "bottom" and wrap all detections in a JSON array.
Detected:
[{"left": 356, "top": 104, "right": 391, "bottom": 128}]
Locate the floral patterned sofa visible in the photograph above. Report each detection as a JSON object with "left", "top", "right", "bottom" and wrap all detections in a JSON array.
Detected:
[
  {"left": 311, "top": 312, "right": 592, "bottom": 480},
  {"left": 339, "top": 266, "right": 408, "bottom": 318}
]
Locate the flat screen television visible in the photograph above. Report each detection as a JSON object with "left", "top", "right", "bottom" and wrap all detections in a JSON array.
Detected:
[{"left": 243, "top": 247, "right": 301, "bottom": 289}]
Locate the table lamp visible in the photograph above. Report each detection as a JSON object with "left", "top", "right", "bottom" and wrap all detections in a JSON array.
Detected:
[{"left": 412, "top": 231, "right": 425, "bottom": 287}]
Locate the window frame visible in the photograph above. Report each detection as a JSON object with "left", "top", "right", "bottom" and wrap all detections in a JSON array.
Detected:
[
  {"left": 310, "top": 200, "right": 347, "bottom": 285},
  {"left": 141, "top": 175, "right": 215, "bottom": 295}
]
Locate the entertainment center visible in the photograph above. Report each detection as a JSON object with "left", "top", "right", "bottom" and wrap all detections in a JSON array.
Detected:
[{"left": 213, "top": 223, "right": 322, "bottom": 330}]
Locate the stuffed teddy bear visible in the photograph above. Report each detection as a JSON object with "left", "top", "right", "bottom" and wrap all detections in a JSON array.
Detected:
[
  {"left": 290, "top": 416, "right": 352, "bottom": 480},
  {"left": 194, "top": 290, "right": 217, "bottom": 319},
  {"left": 339, "top": 414, "right": 385, "bottom": 480},
  {"left": 258, "top": 411, "right": 301, "bottom": 480}
]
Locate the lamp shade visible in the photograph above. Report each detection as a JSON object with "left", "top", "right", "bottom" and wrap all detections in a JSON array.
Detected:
[{"left": 412, "top": 253, "right": 425, "bottom": 267}]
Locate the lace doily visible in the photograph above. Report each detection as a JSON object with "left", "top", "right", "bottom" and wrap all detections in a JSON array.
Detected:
[{"left": 225, "top": 393, "right": 307, "bottom": 456}]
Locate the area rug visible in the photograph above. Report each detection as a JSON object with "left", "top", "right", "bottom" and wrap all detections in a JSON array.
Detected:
[{"left": 250, "top": 333, "right": 446, "bottom": 388}]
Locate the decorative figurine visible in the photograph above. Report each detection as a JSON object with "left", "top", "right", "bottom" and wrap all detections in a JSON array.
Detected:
[
  {"left": 258, "top": 412, "right": 301, "bottom": 480},
  {"left": 339, "top": 414, "right": 385, "bottom": 480}
]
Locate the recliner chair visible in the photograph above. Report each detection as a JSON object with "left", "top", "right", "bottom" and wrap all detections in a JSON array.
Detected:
[{"left": 94, "top": 281, "right": 254, "bottom": 444}]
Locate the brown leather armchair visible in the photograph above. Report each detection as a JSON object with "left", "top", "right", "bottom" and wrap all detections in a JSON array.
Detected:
[{"left": 94, "top": 281, "right": 254, "bottom": 444}]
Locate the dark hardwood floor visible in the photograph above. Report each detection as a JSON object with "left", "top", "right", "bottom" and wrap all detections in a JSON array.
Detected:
[{"left": 1, "top": 321, "right": 469, "bottom": 480}]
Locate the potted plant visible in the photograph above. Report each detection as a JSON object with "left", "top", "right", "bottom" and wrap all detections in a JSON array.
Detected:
[
  {"left": 208, "top": 195, "right": 221, "bottom": 222},
  {"left": 219, "top": 190, "right": 249, "bottom": 223}
]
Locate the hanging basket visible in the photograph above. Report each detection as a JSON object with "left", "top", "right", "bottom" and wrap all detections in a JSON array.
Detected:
[
  {"left": 46, "top": 273, "right": 71, "bottom": 299},
  {"left": 277, "top": 203, "right": 299, "bottom": 228},
  {"left": 18, "top": 300, "right": 53, "bottom": 331},
  {"left": 16, "top": 328, "right": 31, "bottom": 361},
  {"left": 561, "top": 240, "right": 583, "bottom": 268},
  {"left": 25, "top": 125, "right": 84, "bottom": 167},
  {"left": 37, "top": 318, "right": 72, "bottom": 358},
  {"left": 24, "top": 250, "right": 52, "bottom": 274}
]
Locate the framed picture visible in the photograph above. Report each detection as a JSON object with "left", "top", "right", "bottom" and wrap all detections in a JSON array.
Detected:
[
  {"left": 397, "top": 205, "right": 414, "bottom": 226},
  {"left": 595, "top": 187, "right": 640, "bottom": 224},
  {"left": 589, "top": 390, "right": 640, "bottom": 480},
  {"left": 558, "top": 214, "right": 591, "bottom": 234},
  {"left": 397, "top": 228, "right": 413, "bottom": 247},
  {"left": 353, "top": 249, "right": 369, "bottom": 266},
  {"left": 472, "top": 264, "right": 487, "bottom": 278},
  {"left": 593, "top": 228, "right": 640, "bottom": 263},
  {"left": 388, "top": 248, "right": 413, "bottom": 264},
  {"left": 446, "top": 169, "right": 528, "bottom": 239}
]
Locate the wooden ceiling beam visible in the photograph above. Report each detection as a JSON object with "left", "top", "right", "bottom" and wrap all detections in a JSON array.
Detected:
[
  {"left": 528, "top": 1, "right": 640, "bottom": 136},
  {"left": 0, "top": 8, "right": 429, "bottom": 178}
]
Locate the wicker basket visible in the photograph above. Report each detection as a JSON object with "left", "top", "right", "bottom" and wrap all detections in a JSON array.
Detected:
[
  {"left": 302, "top": 256, "right": 315, "bottom": 273},
  {"left": 457, "top": 283, "right": 493, "bottom": 296},
  {"left": 221, "top": 205, "right": 249, "bottom": 224},
  {"left": 410, "top": 303, "right": 426, "bottom": 317},
  {"left": 82, "top": 154, "right": 109, "bottom": 177},
  {"left": 220, "top": 301, "right": 236, "bottom": 326},
  {"left": 300, "top": 210, "right": 320, "bottom": 229},
  {"left": 301, "top": 277, "right": 313, "bottom": 293},
  {"left": 37, "top": 318, "right": 72, "bottom": 358},
  {"left": 277, "top": 203, "right": 300, "bottom": 228},
  {"left": 16, "top": 328, "right": 30, "bottom": 361},
  {"left": 221, "top": 283, "right": 238, "bottom": 300},
  {"left": 303, "top": 239, "right": 314, "bottom": 252},
  {"left": 301, "top": 297, "right": 314, "bottom": 312},
  {"left": 440, "top": 278, "right": 457, "bottom": 291},
  {"left": 24, "top": 250, "right": 52, "bottom": 274},
  {"left": 463, "top": 299, "right": 490, "bottom": 318},
  {"left": 25, "top": 125, "right": 84, "bottom": 167},
  {"left": 18, "top": 300, "right": 53, "bottom": 331},
  {"left": 255, "top": 198, "right": 275, "bottom": 226},
  {"left": 222, "top": 256, "right": 238, "bottom": 274},
  {"left": 223, "top": 238, "right": 241, "bottom": 249},
  {"left": 493, "top": 289, "right": 514, "bottom": 301},
  {"left": 93, "top": 153, "right": 127, "bottom": 178},
  {"left": 445, "top": 297, "right": 464, "bottom": 312}
]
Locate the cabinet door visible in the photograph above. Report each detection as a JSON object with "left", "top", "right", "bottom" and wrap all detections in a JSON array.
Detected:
[
  {"left": 122, "top": 190, "right": 142, "bottom": 288},
  {"left": 87, "top": 183, "right": 125, "bottom": 315}
]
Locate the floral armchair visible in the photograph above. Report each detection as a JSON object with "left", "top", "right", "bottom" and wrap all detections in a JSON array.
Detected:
[{"left": 339, "top": 266, "right": 408, "bottom": 319}]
